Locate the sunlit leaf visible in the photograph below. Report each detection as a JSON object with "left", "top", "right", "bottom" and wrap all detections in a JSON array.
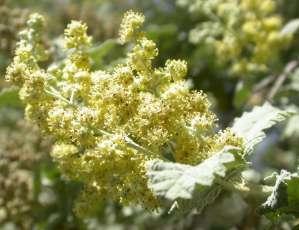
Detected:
[
  {"left": 281, "top": 19, "right": 299, "bottom": 35},
  {"left": 232, "top": 103, "right": 292, "bottom": 154},
  {"left": 146, "top": 146, "right": 242, "bottom": 201}
]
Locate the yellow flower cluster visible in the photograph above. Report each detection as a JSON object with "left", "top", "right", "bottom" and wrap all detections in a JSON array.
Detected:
[
  {"left": 178, "top": 0, "right": 292, "bottom": 76},
  {"left": 6, "top": 11, "right": 242, "bottom": 215}
]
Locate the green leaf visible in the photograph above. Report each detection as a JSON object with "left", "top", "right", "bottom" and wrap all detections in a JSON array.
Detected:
[
  {"left": 146, "top": 24, "right": 178, "bottom": 40},
  {"left": 262, "top": 170, "right": 292, "bottom": 210},
  {"left": 88, "top": 39, "right": 118, "bottom": 64},
  {"left": 0, "top": 87, "right": 22, "bottom": 108},
  {"left": 281, "top": 19, "right": 299, "bottom": 35},
  {"left": 146, "top": 146, "right": 242, "bottom": 201},
  {"left": 260, "top": 170, "right": 299, "bottom": 218},
  {"left": 233, "top": 80, "right": 251, "bottom": 109},
  {"left": 231, "top": 103, "right": 292, "bottom": 154}
]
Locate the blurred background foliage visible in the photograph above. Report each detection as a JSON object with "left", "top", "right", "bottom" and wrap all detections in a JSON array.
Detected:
[{"left": 0, "top": 0, "right": 299, "bottom": 229}]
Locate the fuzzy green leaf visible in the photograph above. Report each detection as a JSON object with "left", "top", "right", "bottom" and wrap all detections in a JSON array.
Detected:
[
  {"left": 232, "top": 103, "right": 292, "bottom": 154},
  {"left": 0, "top": 87, "right": 22, "bottom": 108},
  {"left": 89, "top": 39, "right": 118, "bottom": 59},
  {"left": 88, "top": 39, "right": 120, "bottom": 68}
]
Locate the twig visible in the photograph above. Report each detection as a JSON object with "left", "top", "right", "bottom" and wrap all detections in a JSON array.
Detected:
[
  {"left": 97, "top": 129, "right": 156, "bottom": 155},
  {"left": 266, "top": 60, "right": 299, "bottom": 101},
  {"left": 253, "top": 75, "right": 275, "bottom": 93}
]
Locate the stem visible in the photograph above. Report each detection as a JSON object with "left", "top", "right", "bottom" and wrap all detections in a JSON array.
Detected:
[
  {"left": 97, "top": 129, "right": 156, "bottom": 155},
  {"left": 216, "top": 178, "right": 272, "bottom": 200},
  {"left": 44, "top": 88, "right": 70, "bottom": 104},
  {"left": 45, "top": 84, "right": 156, "bottom": 156},
  {"left": 253, "top": 75, "right": 275, "bottom": 93},
  {"left": 267, "top": 60, "right": 299, "bottom": 101},
  {"left": 124, "top": 135, "right": 156, "bottom": 155}
]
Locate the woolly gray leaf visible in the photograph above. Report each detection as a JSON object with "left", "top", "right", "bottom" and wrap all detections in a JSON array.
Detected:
[
  {"left": 232, "top": 103, "right": 292, "bottom": 154},
  {"left": 146, "top": 146, "right": 239, "bottom": 201}
]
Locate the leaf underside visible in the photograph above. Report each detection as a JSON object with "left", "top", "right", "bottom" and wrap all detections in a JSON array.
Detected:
[
  {"left": 146, "top": 147, "right": 243, "bottom": 213},
  {"left": 231, "top": 102, "right": 292, "bottom": 154}
]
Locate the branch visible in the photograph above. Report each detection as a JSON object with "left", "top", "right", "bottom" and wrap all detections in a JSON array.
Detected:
[{"left": 266, "top": 60, "right": 299, "bottom": 101}]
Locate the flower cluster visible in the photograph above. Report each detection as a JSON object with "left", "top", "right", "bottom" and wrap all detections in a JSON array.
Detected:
[
  {"left": 0, "top": 109, "right": 50, "bottom": 228},
  {"left": 0, "top": 0, "right": 28, "bottom": 91},
  {"left": 6, "top": 11, "right": 242, "bottom": 215},
  {"left": 177, "top": 0, "right": 292, "bottom": 76},
  {"left": 0, "top": 0, "right": 28, "bottom": 58}
]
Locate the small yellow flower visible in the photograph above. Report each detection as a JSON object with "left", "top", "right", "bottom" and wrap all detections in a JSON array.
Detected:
[
  {"left": 6, "top": 11, "right": 243, "bottom": 216},
  {"left": 119, "top": 10, "right": 145, "bottom": 44},
  {"left": 179, "top": 0, "right": 292, "bottom": 76}
]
